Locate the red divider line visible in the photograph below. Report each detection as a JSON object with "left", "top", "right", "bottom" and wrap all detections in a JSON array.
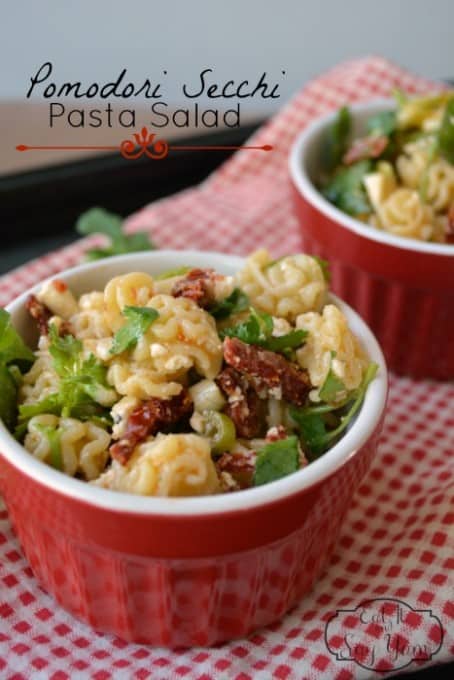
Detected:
[
  {"left": 16, "top": 143, "right": 273, "bottom": 152},
  {"left": 16, "top": 145, "right": 118, "bottom": 151}
]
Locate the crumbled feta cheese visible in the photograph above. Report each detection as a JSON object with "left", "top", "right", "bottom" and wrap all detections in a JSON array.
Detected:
[
  {"left": 164, "top": 355, "right": 192, "bottom": 372},
  {"left": 272, "top": 317, "right": 292, "bottom": 337},
  {"left": 268, "top": 386, "right": 282, "bottom": 400},
  {"left": 213, "top": 275, "right": 235, "bottom": 302},
  {"left": 149, "top": 343, "right": 167, "bottom": 358}
]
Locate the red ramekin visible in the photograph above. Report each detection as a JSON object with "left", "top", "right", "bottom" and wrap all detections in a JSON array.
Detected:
[
  {"left": 0, "top": 251, "right": 387, "bottom": 646},
  {"left": 289, "top": 100, "right": 454, "bottom": 380}
]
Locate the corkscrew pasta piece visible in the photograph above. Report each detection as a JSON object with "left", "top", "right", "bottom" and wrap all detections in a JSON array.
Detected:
[
  {"left": 104, "top": 272, "right": 155, "bottom": 332},
  {"left": 425, "top": 159, "right": 454, "bottom": 212},
  {"left": 237, "top": 249, "right": 327, "bottom": 321},
  {"left": 24, "top": 415, "right": 110, "bottom": 480},
  {"left": 131, "top": 294, "right": 223, "bottom": 379},
  {"left": 70, "top": 291, "right": 111, "bottom": 341},
  {"left": 296, "top": 304, "right": 367, "bottom": 401},
  {"left": 93, "top": 433, "right": 220, "bottom": 496},
  {"left": 376, "top": 188, "right": 436, "bottom": 241},
  {"left": 107, "top": 360, "right": 184, "bottom": 400},
  {"left": 19, "top": 350, "right": 59, "bottom": 405},
  {"left": 396, "top": 139, "right": 432, "bottom": 190}
]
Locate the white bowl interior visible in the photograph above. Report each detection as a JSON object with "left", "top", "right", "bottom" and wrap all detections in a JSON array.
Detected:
[
  {"left": 1, "top": 250, "right": 388, "bottom": 516},
  {"left": 290, "top": 99, "right": 454, "bottom": 258}
]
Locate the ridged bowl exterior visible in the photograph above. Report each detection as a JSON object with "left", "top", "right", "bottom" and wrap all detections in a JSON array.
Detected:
[
  {"left": 0, "top": 426, "right": 380, "bottom": 647},
  {"left": 292, "top": 187, "right": 454, "bottom": 380}
]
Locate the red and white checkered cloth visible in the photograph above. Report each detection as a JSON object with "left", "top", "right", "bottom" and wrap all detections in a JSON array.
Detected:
[{"left": 0, "top": 57, "right": 453, "bottom": 679}]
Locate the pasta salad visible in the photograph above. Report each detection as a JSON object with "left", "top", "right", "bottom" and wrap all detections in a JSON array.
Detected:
[
  {"left": 320, "top": 92, "right": 454, "bottom": 243},
  {"left": 0, "top": 251, "right": 377, "bottom": 496}
]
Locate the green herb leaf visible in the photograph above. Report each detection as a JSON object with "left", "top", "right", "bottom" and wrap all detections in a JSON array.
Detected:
[
  {"left": 318, "top": 353, "right": 347, "bottom": 403},
  {"left": 253, "top": 435, "right": 300, "bottom": 486},
  {"left": 312, "top": 256, "right": 331, "bottom": 283},
  {"left": 0, "top": 364, "right": 19, "bottom": 429},
  {"left": 48, "top": 326, "right": 83, "bottom": 374},
  {"left": 76, "top": 207, "right": 155, "bottom": 260},
  {"left": 367, "top": 110, "right": 397, "bottom": 137},
  {"left": 16, "top": 393, "right": 111, "bottom": 440},
  {"left": 290, "top": 362, "right": 378, "bottom": 456},
  {"left": 18, "top": 394, "right": 62, "bottom": 423},
  {"left": 264, "top": 330, "right": 308, "bottom": 353},
  {"left": 322, "top": 106, "right": 352, "bottom": 171},
  {"left": 0, "top": 309, "right": 35, "bottom": 367},
  {"left": 209, "top": 288, "right": 250, "bottom": 320},
  {"left": 322, "top": 160, "right": 372, "bottom": 216},
  {"left": 222, "top": 307, "right": 306, "bottom": 355},
  {"left": 289, "top": 407, "right": 328, "bottom": 458},
  {"left": 155, "top": 266, "right": 192, "bottom": 280},
  {"left": 0, "top": 309, "right": 35, "bottom": 427},
  {"left": 110, "top": 306, "right": 159, "bottom": 355},
  {"left": 222, "top": 307, "right": 271, "bottom": 345},
  {"left": 437, "top": 97, "right": 454, "bottom": 164},
  {"left": 48, "top": 325, "right": 117, "bottom": 416}
]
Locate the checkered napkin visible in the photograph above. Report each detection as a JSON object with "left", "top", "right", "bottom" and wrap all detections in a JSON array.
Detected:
[{"left": 1, "top": 57, "right": 453, "bottom": 679}]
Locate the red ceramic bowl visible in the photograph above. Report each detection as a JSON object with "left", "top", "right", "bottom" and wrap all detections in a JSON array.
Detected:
[
  {"left": 0, "top": 250, "right": 387, "bottom": 647},
  {"left": 290, "top": 100, "right": 454, "bottom": 380}
]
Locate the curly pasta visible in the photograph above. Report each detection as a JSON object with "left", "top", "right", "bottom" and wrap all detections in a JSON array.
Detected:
[
  {"left": 375, "top": 188, "right": 436, "bottom": 241},
  {"left": 105, "top": 294, "right": 222, "bottom": 399},
  {"left": 107, "top": 360, "right": 184, "bottom": 400},
  {"left": 425, "top": 159, "right": 454, "bottom": 212},
  {"left": 93, "top": 433, "right": 220, "bottom": 496},
  {"left": 132, "top": 294, "right": 223, "bottom": 378},
  {"left": 70, "top": 292, "right": 111, "bottom": 342},
  {"left": 396, "top": 139, "right": 431, "bottom": 190},
  {"left": 237, "top": 249, "right": 327, "bottom": 321},
  {"left": 25, "top": 415, "right": 110, "bottom": 480},
  {"left": 104, "top": 272, "right": 155, "bottom": 332},
  {"left": 20, "top": 350, "right": 59, "bottom": 405},
  {"left": 296, "top": 304, "right": 367, "bottom": 400}
]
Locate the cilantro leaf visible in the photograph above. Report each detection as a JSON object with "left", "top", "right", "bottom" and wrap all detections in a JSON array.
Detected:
[
  {"left": 208, "top": 288, "right": 250, "bottom": 320},
  {"left": 289, "top": 407, "right": 328, "bottom": 459},
  {"left": 253, "top": 435, "right": 300, "bottom": 486},
  {"left": 155, "top": 266, "right": 192, "bottom": 280},
  {"left": 367, "top": 110, "right": 397, "bottom": 137},
  {"left": 16, "top": 394, "right": 110, "bottom": 439},
  {"left": 222, "top": 307, "right": 306, "bottom": 355},
  {"left": 0, "top": 309, "right": 35, "bottom": 367},
  {"left": 48, "top": 325, "right": 117, "bottom": 416},
  {"left": 322, "top": 160, "right": 372, "bottom": 216},
  {"left": 110, "top": 306, "right": 159, "bottom": 355},
  {"left": 76, "top": 207, "right": 155, "bottom": 261},
  {"left": 0, "top": 309, "right": 35, "bottom": 428},
  {"left": 319, "top": 369, "right": 346, "bottom": 403},
  {"left": 437, "top": 97, "right": 454, "bottom": 164},
  {"left": 290, "top": 362, "right": 378, "bottom": 457},
  {"left": 48, "top": 326, "right": 83, "bottom": 374},
  {"left": 318, "top": 353, "right": 347, "bottom": 403},
  {"left": 322, "top": 106, "right": 352, "bottom": 171},
  {"left": 0, "top": 365, "right": 19, "bottom": 429},
  {"left": 264, "top": 330, "right": 308, "bottom": 354},
  {"left": 222, "top": 307, "right": 272, "bottom": 345}
]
